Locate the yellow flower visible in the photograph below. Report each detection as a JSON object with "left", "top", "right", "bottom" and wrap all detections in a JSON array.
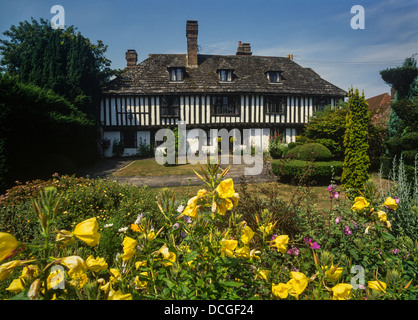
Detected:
[
  {"left": 351, "top": 197, "right": 370, "bottom": 211},
  {"left": 0, "top": 260, "right": 19, "bottom": 281},
  {"left": 235, "top": 246, "right": 250, "bottom": 259},
  {"left": 131, "top": 224, "right": 144, "bottom": 232},
  {"left": 196, "top": 189, "right": 208, "bottom": 198},
  {"left": 271, "top": 235, "right": 289, "bottom": 253},
  {"left": 46, "top": 268, "right": 65, "bottom": 290},
  {"left": 231, "top": 193, "right": 240, "bottom": 206},
  {"left": 217, "top": 198, "right": 233, "bottom": 215},
  {"left": 287, "top": 271, "right": 309, "bottom": 299},
  {"left": 158, "top": 244, "right": 176, "bottom": 267},
  {"left": 0, "top": 232, "right": 19, "bottom": 263},
  {"left": 86, "top": 255, "right": 108, "bottom": 272},
  {"left": 135, "top": 260, "right": 147, "bottom": 269},
  {"left": 144, "top": 230, "right": 156, "bottom": 241},
  {"left": 241, "top": 226, "right": 255, "bottom": 245},
  {"left": 73, "top": 217, "right": 101, "bottom": 247},
  {"left": 256, "top": 269, "right": 270, "bottom": 281},
  {"left": 20, "top": 265, "right": 39, "bottom": 280},
  {"left": 376, "top": 210, "right": 387, "bottom": 222},
  {"left": 323, "top": 264, "right": 343, "bottom": 282},
  {"left": 331, "top": 283, "right": 353, "bottom": 300},
  {"left": 109, "top": 268, "right": 121, "bottom": 283},
  {"left": 133, "top": 272, "right": 149, "bottom": 288},
  {"left": 55, "top": 230, "right": 75, "bottom": 245},
  {"left": 6, "top": 278, "right": 25, "bottom": 293},
  {"left": 69, "top": 270, "right": 88, "bottom": 289},
  {"left": 383, "top": 197, "right": 398, "bottom": 210},
  {"left": 121, "top": 236, "right": 137, "bottom": 261},
  {"left": 259, "top": 223, "right": 274, "bottom": 236},
  {"left": 368, "top": 279, "right": 387, "bottom": 293},
  {"left": 108, "top": 289, "right": 132, "bottom": 300},
  {"left": 220, "top": 239, "right": 238, "bottom": 257},
  {"left": 216, "top": 178, "right": 235, "bottom": 198},
  {"left": 272, "top": 282, "right": 291, "bottom": 299}
]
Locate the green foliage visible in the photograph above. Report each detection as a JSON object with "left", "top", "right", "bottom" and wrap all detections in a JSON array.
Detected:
[
  {"left": 268, "top": 133, "right": 287, "bottom": 159},
  {"left": 0, "top": 74, "right": 97, "bottom": 191},
  {"left": 271, "top": 160, "right": 343, "bottom": 184},
  {"left": 342, "top": 88, "right": 371, "bottom": 197},
  {"left": 0, "top": 18, "right": 114, "bottom": 118},
  {"left": 285, "top": 143, "right": 332, "bottom": 162}
]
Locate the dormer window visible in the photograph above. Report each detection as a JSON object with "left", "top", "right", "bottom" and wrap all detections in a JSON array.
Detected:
[
  {"left": 168, "top": 67, "right": 184, "bottom": 82},
  {"left": 219, "top": 69, "right": 233, "bottom": 82},
  {"left": 267, "top": 71, "right": 281, "bottom": 83}
]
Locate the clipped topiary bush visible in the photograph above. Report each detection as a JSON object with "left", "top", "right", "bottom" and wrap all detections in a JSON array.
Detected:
[
  {"left": 271, "top": 159, "right": 343, "bottom": 184},
  {"left": 285, "top": 142, "right": 332, "bottom": 162}
]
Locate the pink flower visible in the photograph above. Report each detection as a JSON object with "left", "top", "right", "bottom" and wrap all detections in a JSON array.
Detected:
[
  {"left": 333, "top": 192, "right": 339, "bottom": 199},
  {"left": 304, "top": 237, "right": 320, "bottom": 249},
  {"left": 335, "top": 216, "right": 341, "bottom": 224},
  {"left": 344, "top": 226, "right": 352, "bottom": 235}
]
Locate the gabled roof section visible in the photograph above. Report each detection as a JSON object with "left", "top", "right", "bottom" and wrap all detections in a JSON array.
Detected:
[{"left": 104, "top": 53, "right": 347, "bottom": 97}]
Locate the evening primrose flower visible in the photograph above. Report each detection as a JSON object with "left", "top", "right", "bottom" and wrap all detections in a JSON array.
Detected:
[
  {"left": 215, "top": 178, "right": 235, "bottom": 198},
  {"left": 368, "top": 279, "right": 387, "bottom": 293},
  {"left": 271, "top": 235, "right": 289, "bottom": 253},
  {"left": 0, "top": 232, "right": 19, "bottom": 263},
  {"left": 331, "top": 283, "right": 353, "bottom": 300},
  {"left": 241, "top": 226, "right": 255, "bottom": 245},
  {"left": 235, "top": 246, "right": 250, "bottom": 259},
  {"left": 256, "top": 269, "right": 270, "bottom": 281},
  {"left": 158, "top": 244, "right": 176, "bottom": 267},
  {"left": 272, "top": 282, "right": 291, "bottom": 299},
  {"left": 47, "top": 268, "right": 65, "bottom": 290},
  {"left": 108, "top": 289, "right": 132, "bottom": 300},
  {"left": 259, "top": 222, "right": 274, "bottom": 236},
  {"left": 384, "top": 197, "right": 398, "bottom": 210},
  {"left": 0, "top": 260, "right": 20, "bottom": 281},
  {"left": 287, "top": 271, "right": 309, "bottom": 299},
  {"left": 133, "top": 272, "right": 149, "bottom": 288},
  {"left": 376, "top": 210, "right": 387, "bottom": 222},
  {"left": 323, "top": 264, "right": 343, "bottom": 282},
  {"left": 86, "top": 255, "right": 108, "bottom": 272},
  {"left": 217, "top": 198, "right": 233, "bottom": 216},
  {"left": 220, "top": 239, "right": 238, "bottom": 257},
  {"left": 73, "top": 217, "right": 101, "bottom": 247},
  {"left": 351, "top": 197, "right": 370, "bottom": 211},
  {"left": 6, "top": 278, "right": 25, "bottom": 294},
  {"left": 121, "top": 236, "right": 137, "bottom": 261}
]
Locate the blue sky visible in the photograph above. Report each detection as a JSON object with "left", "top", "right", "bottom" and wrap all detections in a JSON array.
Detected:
[{"left": 1, "top": 0, "right": 417, "bottom": 98}]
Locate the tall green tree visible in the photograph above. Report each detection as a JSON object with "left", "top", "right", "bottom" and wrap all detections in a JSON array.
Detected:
[
  {"left": 0, "top": 18, "right": 113, "bottom": 119},
  {"left": 341, "top": 88, "right": 371, "bottom": 197},
  {"left": 380, "top": 57, "right": 418, "bottom": 179}
]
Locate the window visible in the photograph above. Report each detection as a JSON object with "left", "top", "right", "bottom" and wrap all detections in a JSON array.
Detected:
[
  {"left": 122, "top": 131, "right": 136, "bottom": 148},
  {"left": 267, "top": 71, "right": 281, "bottom": 83},
  {"left": 160, "top": 96, "right": 180, "bottom": 118},
  {"left": 265, "top": 96, "right": 286, "bottom": 114},
  {"left": 219, "top": 69, "right": 233, "bottom": 82},
  {"left": 211, "top": 95, "right": 239, "bottom": 116},
  {"left": 313, "top": 97, "right": 331, "bottom": 113},
  {"left": 168, "top": 68, "right": 184, "bottom": 81}
]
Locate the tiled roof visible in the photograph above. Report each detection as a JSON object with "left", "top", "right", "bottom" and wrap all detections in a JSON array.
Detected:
[{"left": 104, "top": 54, "right": 347, "bottom": 97}]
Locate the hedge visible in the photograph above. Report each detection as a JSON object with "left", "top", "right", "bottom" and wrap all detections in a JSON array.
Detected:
[
  {"left": 271, "top": 159, "right": 343, "bottom": 184},
  {"left": 285, "top": 143, "right": 332, "bottom": 162}
]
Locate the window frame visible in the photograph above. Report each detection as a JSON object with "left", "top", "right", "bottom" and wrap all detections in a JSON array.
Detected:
[
  {"left": 211, "top": 95, "right": 240, "bottom": 116},
  {"left": 218, "top": 69, "right": 234, "bottom": 82},
  {"left": 160, "top": 96, "right": 180, "bottom": 118},
  {"left": 168, "top": 67, "right": 184, "bottom": 82},
  {"left": 266, "top": 71, "right": 281, "bottom": 83},
  {"left": 265, "top": 96, "right": 287, "bottom": 115}
]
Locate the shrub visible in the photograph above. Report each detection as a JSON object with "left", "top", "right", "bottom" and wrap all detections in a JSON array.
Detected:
[
  {"left": 285, "top": 143, "right": 332, "bottom": 162},
  {"left": 271, "top": 160, "right": 343, "bottom": 184}
]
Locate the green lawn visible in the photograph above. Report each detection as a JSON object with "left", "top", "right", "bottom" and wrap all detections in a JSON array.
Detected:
[{"left": 112, "top": 158, "right": 220, "bottom": 177}]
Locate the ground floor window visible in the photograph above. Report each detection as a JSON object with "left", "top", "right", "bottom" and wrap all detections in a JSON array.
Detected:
[{"left": 121, "top": 130, "right": 136, "bottom": 148}]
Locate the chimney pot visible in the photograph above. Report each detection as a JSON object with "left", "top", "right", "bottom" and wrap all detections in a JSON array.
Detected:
[
  {"left": 236, "top": 42, "right": 252, "bottom": 56},
  {"left": 286, "top": 54, "right": 293, "bottom": 61}
]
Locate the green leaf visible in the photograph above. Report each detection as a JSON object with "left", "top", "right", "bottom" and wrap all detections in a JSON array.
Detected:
[
  {"left": 381, "top": 232, "right": 396, "bottom": 241},
  {"left": 185, "top": 251, "right": 198, "bottom": 262},
  {"left": 218, "top": 280, "right": 244, "bottom": 287}
]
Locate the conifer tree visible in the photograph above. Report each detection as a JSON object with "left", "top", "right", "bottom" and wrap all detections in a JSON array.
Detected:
[{"left": 341, "top": 88, "right": 371, "bottom": 197}]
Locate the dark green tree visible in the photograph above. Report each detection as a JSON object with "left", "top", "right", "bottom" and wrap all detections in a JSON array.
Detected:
[
  {"left": 341, "top": 88, "right": 371, "bottom": 197},
  {"left": 0, "top": 18, "right": 114, "bottom": 119},
  {"left": 380, "top": 57, "right": 418, "bottom": 178}
]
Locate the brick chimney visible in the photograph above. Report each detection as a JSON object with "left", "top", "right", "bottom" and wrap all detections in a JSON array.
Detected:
[
  {"left": 236, "top": 42, "right": 252, "bottom": 55},
  {"left": 126, "top": 49, "right": 138, "bottom": 68},
  {"left": 186, "top": 20, "right": 198, "bottom": 68}
]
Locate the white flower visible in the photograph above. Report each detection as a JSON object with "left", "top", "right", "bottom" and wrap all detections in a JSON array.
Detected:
[
  {"left": 177, "top": 205, "right": 185, "bottom": 213},
  {"left": 104, "top": 223, "right": 114, "bottom": 228},
  {"left": 134, "top": 213, "right": 144, "bottom": 225},
  {"left": 118, "top": 227, "right": 129, "bottom": 233}
]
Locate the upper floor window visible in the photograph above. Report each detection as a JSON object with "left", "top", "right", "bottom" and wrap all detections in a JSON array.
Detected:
[
  {"left": 218, "top": 69, "right": 234, "bottom": 82},
  {"left": 211, "top": 95, "right": 239, "bottom": 116},
  {"left": 265, "top": 96, "right": 286, "bottom": 115},
  {"left": 266, "top": 71, "right": 281, "bottom": 83},
  {"left": 313, "top": 97, "right": 331, "bottom": 113},
  {"left": 168, "top": 68, "right": 184, "bottom": 82},
  {"left": 160, "top": 96, "right": 180, "bottom": 118}
]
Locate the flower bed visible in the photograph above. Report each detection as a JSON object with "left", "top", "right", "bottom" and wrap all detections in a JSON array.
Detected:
[{"left": 0, "top": 165, "right": 417, "bottom": 300}]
